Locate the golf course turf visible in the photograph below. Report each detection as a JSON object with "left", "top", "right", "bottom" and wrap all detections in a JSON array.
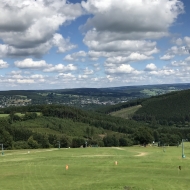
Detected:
[{"left": 0, "top": 144, "right": 190, "bottom": 190}]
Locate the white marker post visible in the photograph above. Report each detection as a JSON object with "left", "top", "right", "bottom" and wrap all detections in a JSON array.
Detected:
[{"left": 182, "top": 139, "right": 185, "bottom": 158}]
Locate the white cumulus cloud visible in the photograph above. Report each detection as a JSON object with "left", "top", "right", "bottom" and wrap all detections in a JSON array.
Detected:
[
  {"left": 81, "top": 0, "right": 183, "bottom": 36},
  {"left": 52, "top": 33, "right": 77, "bottom": 53},
  {"left": 0, "top": 60, "right": 9, "bottom": 68},
  {"left": 106, "top": 53, "right": 153, "bottom": 64},
  {"left": 0, "top": 0, "right": 83, "bottom": 57},
  {"left": 14, "top": 58, "right": 50, "bottom": 69},
  {"left": 83, "top": 67, "right": 94, "bottom": 75},
  {"left": 81, "top": 0, "right": 184, "bottom": 66},
  {"left": 160, "top": 54, "right": 175, "bottom": 61},
  {"left": 44, "top": 63, "right": 77, "bottom": 73},
  {"left": 145, "top": 63, "right": 157, "bottom": 71},
  {"left": 64, "top": 51, "right": 87, "bottom": 61},
  {"left": 105, "top": 64, "right": 140, "bottom": 75}
]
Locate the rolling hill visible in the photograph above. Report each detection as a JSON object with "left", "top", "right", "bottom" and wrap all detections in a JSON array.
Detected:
[
  {"left": 132, "top": 89, "right": 190, "bottom": 126},
  {"left": 2, "top": 88, "right": 190, "bottom": 150},
  {"left": 0, "top": 104, "right": 142, "bottom": 149}
]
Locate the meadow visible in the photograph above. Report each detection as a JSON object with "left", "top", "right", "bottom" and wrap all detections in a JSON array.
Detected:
[
  {"left": 0, "top": 144, "right": 190, "bottom": 190},
  {"left": 0, "top": 114, "right": 9, "bottom": 117},
  {"left": 110, "top": 105, "right": 141, "bottom": 119},
  {"left": 0, "top": 112, "right": 42, "bottom": 118}
]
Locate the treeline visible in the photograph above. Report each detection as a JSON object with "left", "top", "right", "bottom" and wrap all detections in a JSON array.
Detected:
[
  {"left": 1, "top": 116, "right": 189, "bottom": 150},
  {"left": 132, "top": 89, "right": 190, "bottom": 126},
  {"left": 1, "top": 103, "right": 190, "bottom": 150},
  {"left": 41, "top": 104, "right": 143, "bottom": 133},
  {"left": 0, "top": 116, "right": 136, "bottom": 150},
  {"left": 0, "top": 104, "right": 158, "bottom": 149},
  {"left": 0, "top": 90, "right": 36, "bottom": 96},
  {"left": 0, "top": 104, "right": 43, "bottom": 114},
  {"left": 0, "top": 104, "right": 142, "bottom": 149},
  {"left": 0, "top": 104, "right": 141, "bottom": 133},
  {"left": 0, "top": 117, "right": 77, "bottom": 149}
]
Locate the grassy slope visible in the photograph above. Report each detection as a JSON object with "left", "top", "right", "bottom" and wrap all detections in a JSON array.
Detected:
[
  {"left": 0, "top": 112, "right": 41, "bottom": 118},
  {"left": 0, "top": 144, "right": 190, "bottom": 190},
  {"left": 110, "top": 105, "right": 141, "bottom": 119},
  {"left": 0, "top": 114, "right": 9, "bottom": 117}
]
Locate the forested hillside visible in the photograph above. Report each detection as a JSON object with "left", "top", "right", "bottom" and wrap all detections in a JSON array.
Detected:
[
  {"left": 132, "top": 89, "right": 190, "bottom": 127},
  {"left": 0, "top": 104, "right": 145, "bottom": 150},
  {"left": 100, "top": 89, "right": 190, "bottom": 146}
]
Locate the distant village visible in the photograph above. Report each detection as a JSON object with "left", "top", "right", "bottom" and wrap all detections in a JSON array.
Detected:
[
  {"left": 0, "top": 96, "right": 31, "bottom": 108},
  {"left": 0, "top": 85, "right": 185, "bottom": 108},
  {"left": 0, "top": 94, "right": 129, "bottom": 108}
]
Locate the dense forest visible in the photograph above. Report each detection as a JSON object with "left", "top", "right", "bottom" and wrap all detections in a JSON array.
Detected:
[
  {"left": 1, "top": 88, "right": 190, "bottom": 150},
  {"left": 0, "top": 104, "right": 142, "bottom": 150},
  {"left": 132, "top": 89, "right": 190, "bottom": 127}
]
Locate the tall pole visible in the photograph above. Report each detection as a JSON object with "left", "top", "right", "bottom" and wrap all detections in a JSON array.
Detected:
[
  {"left": 182, "top": 139, "right": 185, "bottom": 158},
  {"left": 58, "top": 141, "right": 60, "bottom": 149}
]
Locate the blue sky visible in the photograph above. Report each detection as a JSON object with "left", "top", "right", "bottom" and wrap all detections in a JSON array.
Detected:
[{"left": 0, "top": 0, "right": 190, "bottom": 90}]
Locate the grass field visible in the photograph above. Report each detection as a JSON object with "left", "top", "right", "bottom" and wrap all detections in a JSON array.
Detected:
[
  {"left": 0, "top": 144, "right": 190, "bottom": 190},
  {"left": 15, "top": 112, "right": 42, "bottom": 117},
  {"left": 0, "top": 112, "right": 42, "bottom": 118},
  {"left": 0, "top": 114, "right": 9, "bottom": 117},
  {"left": 110, "top": 105, "right": 142, "bottom": 119}
]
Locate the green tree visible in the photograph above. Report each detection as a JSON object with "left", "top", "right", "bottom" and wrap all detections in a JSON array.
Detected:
[
  {"left": 48, "top": 134, "right": 58, "bottom": 147},
  {"left": 103, "top": 135, "right": 119, "bottom": 147},
  {"left": 9, "top": 112, "right": 15, "bottom": 123},
  {"left": 135, "top": 127, "right": 153, "bottom": 145},
  {"left": 119, "top": 137, "right": 133, "bottom": 146},
  {"left": 91, "top": 127, "right": 94, "bottom": 139},
  {"left": 24, "top": 112, "right": 37, "bottom": 120},
  {"left": 153, "top": 130, "right": 159, "bottom": 142},
  {"left": 86, "top": 126, "right": 90, "bottom": 138},
  {"left": 187, "top": 133, "right": 190, "bottom": 141},
  {"left": 72, "top": 138, "right": 84, "bottom": 148},
  {"left": 60, "top": 135, "right": 70, "bottom": 148},
  {"left": 0, "top": 118, "right": 13, "bottom": 149},
  {"left": 27, "top": 136, "right": 39, "bottom": 149},
  {"left": 0, "top": 128, "right": 13, "bottom": 149},
  {"left": 41, "top": 134, "right": 50, "bottom": 148}
]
